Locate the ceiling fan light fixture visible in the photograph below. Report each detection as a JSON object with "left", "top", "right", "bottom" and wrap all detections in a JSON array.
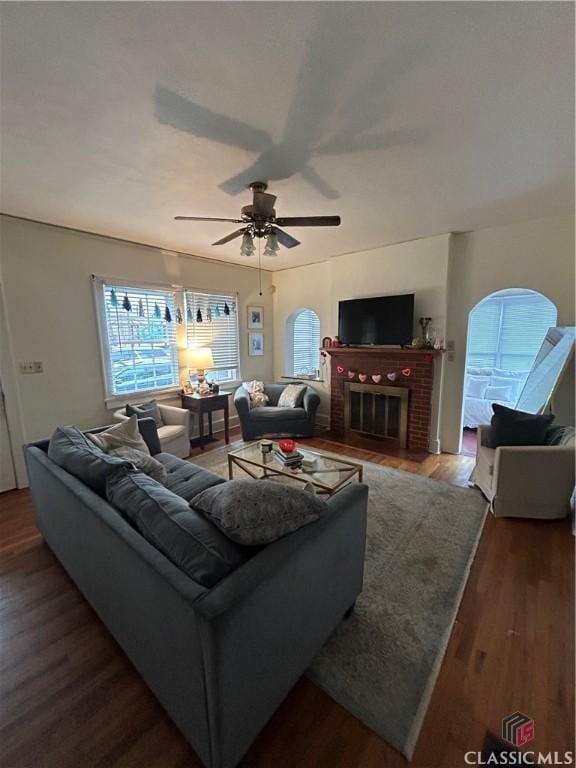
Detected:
[
  {"left": 264, "top": 230, "right": 280, "bottom": 257},
  {"left": 240, "top": 230, "right": 255, "bottom": 257}
]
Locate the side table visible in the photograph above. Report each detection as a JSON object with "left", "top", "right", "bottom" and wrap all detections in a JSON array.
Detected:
[{"left": 180, "top": 392, "right": 231, "bottom": 450}]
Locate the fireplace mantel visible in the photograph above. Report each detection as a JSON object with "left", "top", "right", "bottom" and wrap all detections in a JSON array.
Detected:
[
  {"left": 323, "top": 346, "right": 443, "bottom": 358},
  {"left": 325, "top": 346, "right": 441, "bottom": 452}
]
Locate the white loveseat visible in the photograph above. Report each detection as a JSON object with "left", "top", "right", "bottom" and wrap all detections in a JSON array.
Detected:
[{"left": 113, "top": 404, "right": 191, "bottom": 458}]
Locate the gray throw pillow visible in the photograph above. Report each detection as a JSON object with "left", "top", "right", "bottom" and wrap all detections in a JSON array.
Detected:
[
  {"left": 107, "top": 446, "right": 168, "bottom": 484},
  {"left": 106, "top": 469, "right": 248, "bottom": 588},
  {"left": 277, "top": 384, "right": 307, "bottom": 408},
  {"left": 126, "top": 400, "right": 163, "bottom": 427},
  {"left": 48, "top": 426, "right": 132, "bottom": 496},
  {"left": 489, "top": 404, "right": 554, "bottom": 448},
  {"left": 191, "top": 479, "right": 327, "bottom": 546}
]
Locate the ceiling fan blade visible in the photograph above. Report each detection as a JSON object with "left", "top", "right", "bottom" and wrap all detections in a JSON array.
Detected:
[
  {"left": 212, "top": 228, "right": 246, "bottom": 246},
  {"left": 275, "top": 216, "right": 341, "bottom": 227},
  {"left": 253, "top": 191, "right": 277, "bottom": 217},
  {"left": 175, "top": 216, "right": 243, "bottom": 223},
  {"left": 275, "top": 228, "right": 301, "bottom": 249}
]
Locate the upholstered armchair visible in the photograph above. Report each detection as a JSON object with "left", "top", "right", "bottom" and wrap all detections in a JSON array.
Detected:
[
  {"left": 234, "top": 382, "right": 320, "bottom": 441},
  {"left": 113, "top": 404, "right": 191, "bottom": 458},
  {"left": 471, "top": 425, "right": 575, "bottom": 519}
]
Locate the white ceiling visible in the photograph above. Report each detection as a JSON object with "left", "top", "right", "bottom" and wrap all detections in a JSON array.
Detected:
[{"left": 1, "top": 2, "right": 573, "bottom": 270}]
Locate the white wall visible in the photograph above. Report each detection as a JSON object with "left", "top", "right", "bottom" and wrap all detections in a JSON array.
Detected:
[
  {"left": 272, "top": 235, "right": 451, "bottom": 429},
  {"left": 0, "top": 216, "right": 274, "bottom": 483},
  {"left": 442, "top": 213, "right": 575, "bottom": 452},
  {"left": 273, "top": 215, "right": 575, "bottom": 452}
]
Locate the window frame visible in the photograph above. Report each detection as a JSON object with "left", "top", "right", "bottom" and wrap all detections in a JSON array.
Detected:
[
  {"left": 285, "top": 307, "right": 321, "bottom": 379},
  {"left": 184, "top": 288, "right": 241, "bottom": 385},
  {"left": 93, "top": 276, "right": 184, "bottom": 405},
  {"left": 93, "top": 277, "right": 242, "bottom": 406}
]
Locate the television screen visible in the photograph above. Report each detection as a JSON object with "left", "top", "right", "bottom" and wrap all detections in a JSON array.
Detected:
[{"left": 338, "top": 294, "right": 414, "bottom": 346}]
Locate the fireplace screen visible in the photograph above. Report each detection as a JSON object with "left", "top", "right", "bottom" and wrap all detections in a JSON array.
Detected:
[{"left": 344, "top": 383, "right": 408, "bottom": 447}]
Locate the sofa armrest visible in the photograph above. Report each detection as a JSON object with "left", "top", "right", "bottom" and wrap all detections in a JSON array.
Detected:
[
  {"left": 159, "top": 404, "right": 190, "bottom": 429},
  {"left": 494, "top": 444, "right": 575, "bottom": 501},
  {"left": 303, "top": 387, "right": 321, "bottom": 417},
  {"left": 477, "top": 425, "right": 492, "bottom": 449},
  {"left": 193, "top": 481, "right": 368, "bottom": 768},
  {"left": 234, "top": 386, "right": 251, "bottom": 419},
  {"left": 195, "top": 482, "right": 368, "bottom": 619}
]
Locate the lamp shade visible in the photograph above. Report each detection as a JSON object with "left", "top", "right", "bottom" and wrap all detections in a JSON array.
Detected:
[{"left": 187, "top": 347, "right": 214, "bottom": 369}]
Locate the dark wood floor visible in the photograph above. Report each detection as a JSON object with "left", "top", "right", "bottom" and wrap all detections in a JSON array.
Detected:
[{"left": 1, "top": 431, "right": 573, "bottom": 768}]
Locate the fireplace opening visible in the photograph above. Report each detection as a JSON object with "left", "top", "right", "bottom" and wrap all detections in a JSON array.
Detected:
[{"left": 344, "top": 382, "right": 409, "bottom": 448}]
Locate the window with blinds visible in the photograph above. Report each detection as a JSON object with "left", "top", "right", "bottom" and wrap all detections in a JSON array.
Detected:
[
  {"left": 287, "top": 309, "right": 321, "bottom": 376},
  {"left": 467, "top": 290, "right": 557, "bottom": 372},
  {"left": 185, "top": 291, "right": 240, "bottom": 383},
  {"left": 98, "top": 282, "right": 180, "bottom": 397}
]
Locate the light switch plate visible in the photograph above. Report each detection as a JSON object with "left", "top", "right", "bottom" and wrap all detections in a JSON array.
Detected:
[{"left": 19, "top": 361, "right": 43, "bottom": 374}]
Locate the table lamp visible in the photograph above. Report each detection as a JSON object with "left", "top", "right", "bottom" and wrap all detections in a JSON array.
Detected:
[{"left": 187, "top": 347, "right": 214, "bottom": 385}]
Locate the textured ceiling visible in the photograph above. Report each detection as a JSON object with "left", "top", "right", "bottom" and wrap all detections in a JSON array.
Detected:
[{"left": 1, "top": 2, "right": 573, "bottom": 270}]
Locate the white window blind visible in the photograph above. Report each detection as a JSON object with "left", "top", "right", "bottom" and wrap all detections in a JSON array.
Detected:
[
  {"left": 467, "top": 291, "right": 557, "bottom": 372},
  {"left": 98, "top": 282, "right": 180, "bottom": 397},
  {"left": 185, "top": 291, "right": 240, "bottom": 383},
  {"left": 289, "top": 309, "right": 321, "bottom": 376}
]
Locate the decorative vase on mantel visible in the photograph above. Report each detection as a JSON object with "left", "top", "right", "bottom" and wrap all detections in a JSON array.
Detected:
[{"left": 419, "top": 317, "right": 433, "bottom": 348}]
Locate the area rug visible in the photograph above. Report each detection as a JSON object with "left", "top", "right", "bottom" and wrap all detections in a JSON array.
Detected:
[{"left": 192, "top": 443, "right": 487, "bottom": 758}]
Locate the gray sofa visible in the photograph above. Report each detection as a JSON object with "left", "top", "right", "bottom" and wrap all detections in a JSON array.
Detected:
[
  {"left": 24, "top": 419, "right": 368, "bottom": 768},
  {"left": 235, "top": 382, "right": 320, "bottom": 441}
]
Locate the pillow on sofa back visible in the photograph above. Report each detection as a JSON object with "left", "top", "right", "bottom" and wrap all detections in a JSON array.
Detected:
[
  {"left": 191, "top": 479, "right": 327, "bottom": 546},
  {"left": 489, "top": 404, "right": 554, "bottom": 448},
  {"left": 106, "top": 469, "right": 248, "bottom": 587},
  {"left": 126, "top": 400, "right": 163, "bottom": 427},
  {"left": 48, "top": 426, "right": 132, "bottom": 496},
  {"left": 87, "top": 415, "right": 150, "bottom": 454}
]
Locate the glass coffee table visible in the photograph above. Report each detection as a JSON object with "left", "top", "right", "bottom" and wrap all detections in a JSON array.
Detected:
[{"left": 227, "top": 442, "right": 363, "bottom": 496}]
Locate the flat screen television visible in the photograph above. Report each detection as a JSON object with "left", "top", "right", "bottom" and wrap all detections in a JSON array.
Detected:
[{"left": 338, "top": 294, "right": 414, "bottom": 346}]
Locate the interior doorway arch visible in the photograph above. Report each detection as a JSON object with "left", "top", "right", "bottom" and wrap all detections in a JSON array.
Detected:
[{"left": 460, "top": 288, "right": 557, "bottom": 456}]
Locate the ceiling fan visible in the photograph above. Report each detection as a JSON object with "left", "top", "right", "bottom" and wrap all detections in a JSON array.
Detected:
[{"left": 175, "top": 181, "right": 341, "bottom": 257}]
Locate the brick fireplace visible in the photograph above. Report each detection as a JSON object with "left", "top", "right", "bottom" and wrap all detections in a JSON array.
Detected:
[{"left": 325, "top": 347, "right": 442, "bottom": 452}]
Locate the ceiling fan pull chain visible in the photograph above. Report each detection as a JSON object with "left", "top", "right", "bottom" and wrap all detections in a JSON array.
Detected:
[{"left": 258, "top": 239, "right": 263, "bottom": 296}]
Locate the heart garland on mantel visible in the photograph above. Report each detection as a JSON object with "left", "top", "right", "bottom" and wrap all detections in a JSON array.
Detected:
[{"left": 336, "top": 367, "right": 414, "bottom": 381}]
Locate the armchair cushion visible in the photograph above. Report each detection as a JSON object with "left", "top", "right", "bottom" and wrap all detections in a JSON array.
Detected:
[
  {"left": 158, "top": 404, "right": 190, "bottom": 428},
  {"left": 126, "top": 400, "right": 163, "bottom": 428},
  {"left": 489, "top": 404, "right": 553, "bottom": 448},
  {"left": 249, "top": 406, "right": 308, "bottom": 421}
]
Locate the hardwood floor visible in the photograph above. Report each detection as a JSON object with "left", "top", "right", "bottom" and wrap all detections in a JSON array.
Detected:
[{"left": 1, "top": 435, "right": 573, "bottom": 768}]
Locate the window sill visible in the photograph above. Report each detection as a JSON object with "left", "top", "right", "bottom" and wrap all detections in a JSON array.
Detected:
[
  {"left": 282, "top": 376, "right": 325, "bottom": 383},
  {"left": 105, "top": 386, "right": 181, "bottom": 410}
]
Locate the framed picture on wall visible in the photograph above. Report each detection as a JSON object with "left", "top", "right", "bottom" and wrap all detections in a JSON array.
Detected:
[
  {"left": 248, "top": 331, "right": 264, "bottom": 356},
  {"left": 247, "top": 305, "right": 264, "bottom": 329}
]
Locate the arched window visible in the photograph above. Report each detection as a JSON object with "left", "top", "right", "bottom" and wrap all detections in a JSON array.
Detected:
[{"left": 286, "top": 308, "right": 321, "bottom": 377}]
